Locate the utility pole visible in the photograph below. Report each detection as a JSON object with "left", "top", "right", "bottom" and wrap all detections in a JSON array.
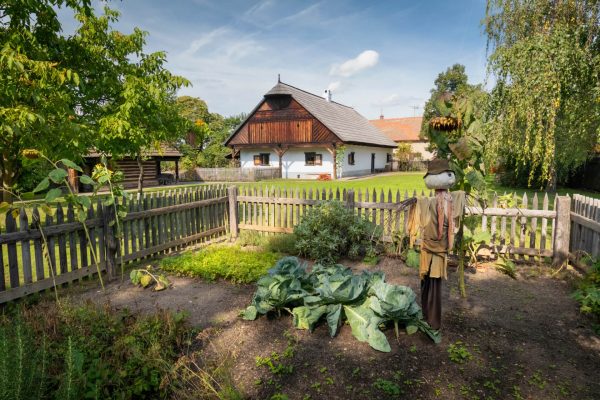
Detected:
[{"left": 411, "top": 105, "right": 420, "bottom": 117}]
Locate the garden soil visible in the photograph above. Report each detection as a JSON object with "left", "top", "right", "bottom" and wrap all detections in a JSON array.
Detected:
[{"left": 82, "top": 258, "right": 600, "bottom": 400}]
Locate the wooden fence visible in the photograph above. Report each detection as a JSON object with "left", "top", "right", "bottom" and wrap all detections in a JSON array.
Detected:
[
  {"left": 0, "top": 186, "right": 229, "bottom": 303},
  {"left": 0, "top": 182, "right": 594, "bottom": 304},
  {"left": 232, "top": 187, "right": 576, "bottom": 263},
  {"left": 570, "top": 194, "right": 600, "bottom": 259},
  {"left": 188, "top": 167, "right": 281, "bottom": 182}
]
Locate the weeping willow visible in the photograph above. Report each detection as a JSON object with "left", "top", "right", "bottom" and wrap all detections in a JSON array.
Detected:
[{"left": 484, "top": 0, "right": 600, "bottom": 190}]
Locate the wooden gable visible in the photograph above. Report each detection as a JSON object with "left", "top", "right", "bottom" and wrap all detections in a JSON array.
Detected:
[{"left": 228, "top": 96, "right": 340, "bottom": 146}]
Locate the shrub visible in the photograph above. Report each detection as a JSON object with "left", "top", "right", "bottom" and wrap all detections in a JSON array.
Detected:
[
  {"left": 237, "top": 230, "right": 269, "bottom": 248},
  {"left": 265, "top": 234, "right": 298, "bottom": 255},
  {"left": 293, "top": 200, "right": 382, "bottom": 264},
  {"left": 572, "top": 258, "right": 600, "bottom": 318},
  {"left": 0, "top": 301, "right": 189, "bottom": 400},
  {"left": 160, "top": 245, "right": 280, "bottom": 283}
]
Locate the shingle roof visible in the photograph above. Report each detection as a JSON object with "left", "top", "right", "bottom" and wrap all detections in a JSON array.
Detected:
[
  {"left": 86, "top": 143, "right": 182, "bottom": 158},
  {"left": 369, "top": 116, "right": 423, "bottom": 142},
  {"left": 227, "top": 82, "right": 396, "bottom": 148}
]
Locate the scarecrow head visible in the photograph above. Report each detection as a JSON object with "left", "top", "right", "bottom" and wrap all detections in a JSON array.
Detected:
[{"left": 424, "top": 158, "right": 455, "bottom": 190}]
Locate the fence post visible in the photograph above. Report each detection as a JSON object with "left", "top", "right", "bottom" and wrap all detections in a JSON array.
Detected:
[
  {"left": 102, "top": 203, "right": 118, "bottom": 280},
  {"left": 553, "top": 195, "right": 571, "bottom": 266},
  {"left": 346, "top": 189, "right": 355, "bottom": 212},
  {"left": 228, "top": 186, "right": 239, "bottom": 240}
]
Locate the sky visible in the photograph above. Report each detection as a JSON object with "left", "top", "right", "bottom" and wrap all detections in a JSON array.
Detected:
[{"left": 58, "top": 0, "right": 490, "bottom": 119}]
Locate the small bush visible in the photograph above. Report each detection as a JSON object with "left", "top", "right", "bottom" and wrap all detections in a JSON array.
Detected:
[
  {"left": 572, "top": 258, "right": 600, "bottom": 318},
  {"left": 160, "top": 245, "right": 280, "bottom": 283},
  {"left": 0, "top": 300, "right": 189, "bottom": 399},
  {"left": 237, "top": 231, "right": 269, "bottom": 248},
  {"left": 293, "top": 200, "right": 382, "bottom": 264},
  {"left": 265, "top": 234, "right": 298, "bottom": 255}
]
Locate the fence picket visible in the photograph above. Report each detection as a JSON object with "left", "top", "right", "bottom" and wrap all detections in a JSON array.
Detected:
[
  {"left": 19, "top": 209, "right": 33, "bottom": 284},
  {"left": 530, "top": 193, "right": 538, "bottom": 259},
  {"left": 6, "top": 212, "right": 19, "bottom": 288},
  {"left": 541, "top": 193, "right": 549, "bottom": 252},
  {"left": 32, "top": 207, "right": 44, "bottom": 282}
]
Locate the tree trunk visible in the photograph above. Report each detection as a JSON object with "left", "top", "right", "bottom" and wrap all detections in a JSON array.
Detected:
[
  {"left": 137, "top": 153, "right": 144, "bottom": 196},
  {"left": 546, "top": 164, "right": 557, "bottom": 193},
  {"left": 0, "top": 156, "right": 17, "bottom": 204}
]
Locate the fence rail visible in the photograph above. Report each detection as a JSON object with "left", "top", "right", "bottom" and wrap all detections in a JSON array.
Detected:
[{"left": 0, "top": 185, "right": 228, "bottom": 303}]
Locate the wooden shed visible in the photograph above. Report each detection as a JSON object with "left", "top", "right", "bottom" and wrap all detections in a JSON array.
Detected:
[{"left": 80, "top": 144, "right": 182, "bottom": 191}]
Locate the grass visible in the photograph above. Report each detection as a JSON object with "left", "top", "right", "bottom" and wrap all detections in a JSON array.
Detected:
[{"left": 160, "top": 244, "right": 281, "bottom": 283}]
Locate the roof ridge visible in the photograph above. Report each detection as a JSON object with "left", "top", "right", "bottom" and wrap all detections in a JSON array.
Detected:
[{"left": 278, "top": 81, "right": 354, "bottom": 109}]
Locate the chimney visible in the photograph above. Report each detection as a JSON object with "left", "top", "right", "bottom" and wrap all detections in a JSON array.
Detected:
[{"left": 323, "top": 89, "right": 332, "bottom": 102}]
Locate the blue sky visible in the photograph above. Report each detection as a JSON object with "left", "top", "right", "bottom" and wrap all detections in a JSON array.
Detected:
[{"left": 60, "top": 0, "right": 490, "bottom": 119}]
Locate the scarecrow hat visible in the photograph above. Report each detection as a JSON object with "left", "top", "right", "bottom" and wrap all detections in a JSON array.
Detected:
[{"left": 424, "top": 158, "right": 453, "bottom": 177}]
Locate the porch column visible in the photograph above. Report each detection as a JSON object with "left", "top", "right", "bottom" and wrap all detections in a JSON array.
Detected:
[
  {"left": 325, "top": 145, "right": 337, "bottom": 180},
  {"left": 273, "top": 145, "right": 288, "bottom": 179},
  {"left": 175, "top": 159, "right": 179, "bottom": 183}
]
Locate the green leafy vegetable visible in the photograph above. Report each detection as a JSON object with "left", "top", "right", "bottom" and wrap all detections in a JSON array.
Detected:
[{"left": 244, "top": 257, "right": 441, "bottom": 351}]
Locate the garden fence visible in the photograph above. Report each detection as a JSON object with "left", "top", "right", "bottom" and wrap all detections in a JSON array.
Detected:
[
  {"left": 188, "top": 167, "right": 281, "bottom": 182},
  {"left": 232, "top": 187, "right": 570, "bottom": 262},
  {"left": 0, "top": 183, "right": 593, "bottom": 304},
  {"left": 0, "top": 185, "right": 229, "bottom": 303}
]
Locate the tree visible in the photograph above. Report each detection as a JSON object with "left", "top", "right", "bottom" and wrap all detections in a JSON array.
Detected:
[
  {"left": 196, "top": 114, "right": 245, "bottom": 167},
  {"left": 420, "top": 64, "right": 471, "bottom": 138},
  {"left": 484, "top": 0, "right": 600, "bottom": 190},
  {"left": 0, "top": 0, "right": 91, "bottom": 202},
  {"left": 0, "top": 2, "right": 191, "bottom": 200}
]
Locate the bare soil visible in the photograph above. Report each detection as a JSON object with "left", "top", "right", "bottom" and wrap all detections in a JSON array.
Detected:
[{"left": 81, "top": 258, "right": 600, "bottom": 400}]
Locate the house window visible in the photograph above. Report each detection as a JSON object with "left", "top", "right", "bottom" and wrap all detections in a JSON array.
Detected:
[
  {"left": 253, "top": 153, "right": 270, "bottom": 166},
  {"left": 387, "top": 153, "right": 392, "bottom": 162},
  {"left": 305, "top": 152, "right": 322, "bottom": 166},
  {"left": 348, "top": 152, "right": 355, "bottom": 165}
]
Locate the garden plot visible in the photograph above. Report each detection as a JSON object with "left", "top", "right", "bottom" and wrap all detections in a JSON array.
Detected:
[{"left": 81, "top": 257, "right": 600, "bottom": 400}]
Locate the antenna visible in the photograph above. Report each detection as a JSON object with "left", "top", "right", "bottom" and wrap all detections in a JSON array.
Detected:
[
  {"left": 411, "top": 105, "right": 420, "bottom": 117},
  {"left": 277, "top": 73, "right": 281, "bottom": 83}
]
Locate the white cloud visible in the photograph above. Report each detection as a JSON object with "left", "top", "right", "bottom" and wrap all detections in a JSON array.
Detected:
[{"left": 330, "top": 50, "right": 379, "bottom": 77}]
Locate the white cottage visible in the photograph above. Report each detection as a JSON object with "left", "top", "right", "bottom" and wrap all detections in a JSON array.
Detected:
[{"left": 224, "top": 81, "right": 396, "bottom": 179}]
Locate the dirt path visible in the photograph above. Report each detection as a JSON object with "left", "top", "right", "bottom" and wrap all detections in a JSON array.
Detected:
[{"left": 82, "top": 258, "right": 600, "bottom": 399}]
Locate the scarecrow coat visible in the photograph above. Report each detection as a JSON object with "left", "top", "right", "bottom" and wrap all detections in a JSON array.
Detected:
[{"left": 408, "top": 191, "right": 466, "bottom": 279}]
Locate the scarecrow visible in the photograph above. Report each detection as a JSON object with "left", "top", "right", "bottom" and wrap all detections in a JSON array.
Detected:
[{"left": 408, "top": 158, "right": 465, "bottom": 331}]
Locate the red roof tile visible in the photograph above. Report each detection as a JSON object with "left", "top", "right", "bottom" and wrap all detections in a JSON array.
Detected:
[{"left": 369, "top": 116, "right": 423, "bottom": 142}]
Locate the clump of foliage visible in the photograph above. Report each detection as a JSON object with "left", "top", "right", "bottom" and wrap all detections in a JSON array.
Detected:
[
  {"left": 0, "top": 300, "right": 189, "bottom": 399},
  {"left": 238, "top": 231, "right": 269, "bottom": 247},
  {"left": 242, "top": 257, "right": 440, "bottom": 352},
  {"left": 130, "top": 266, "right": 171, "bottom": 290},
  {"left": 572, "top": 258, "right": 600, "bottom": 318},
  {"left": 160, "top": 245, "right": 280, "bottom": 283},
  {"left": 265, "top": 234, "right": 299, "bottom": 255},
  {"left": 495, "top": 256, "right": 518, "bottom": 279},
  {"left": 294, "top": 200, "right": 382, "bottom": 264},
  {"left": 484, "top": 0, "right": 600, "bottom": 190},
  {"left": 447, "top": 340, "right": 473, "bottom": 364}
]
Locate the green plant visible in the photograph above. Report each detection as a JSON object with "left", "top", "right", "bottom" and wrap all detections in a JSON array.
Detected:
[
  {"left": 266, "top": 234, "right": 299, "bottom": 255},
  {"left": 572, "top": 258, "right": 600, "bottom": 318},
  {"left": 243, "top": 257, "right": 440, "bottom": 352},
  {"left": 0, "top": 300, "right": 189, "bottom": 399},
  {"left": 495, "top": 256, "right": 517, "bottom": 279},
  {"left": 447, "top": 341, "right": 473, "bottom": 364},
  {"left": 373, "top": 378, "right": 403, "bottom": 396},
  {"left": 294, "top": 200, "right": 382, "bottom": 264},
  {"left": 160, "top": 245, "right": 280, "bottom": 283},
  {"left": 130, "top": 266, "right": 170, "bottom": 291},
  {"left": 238, "top": 231, "right": 269, "bottom": 247}
]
